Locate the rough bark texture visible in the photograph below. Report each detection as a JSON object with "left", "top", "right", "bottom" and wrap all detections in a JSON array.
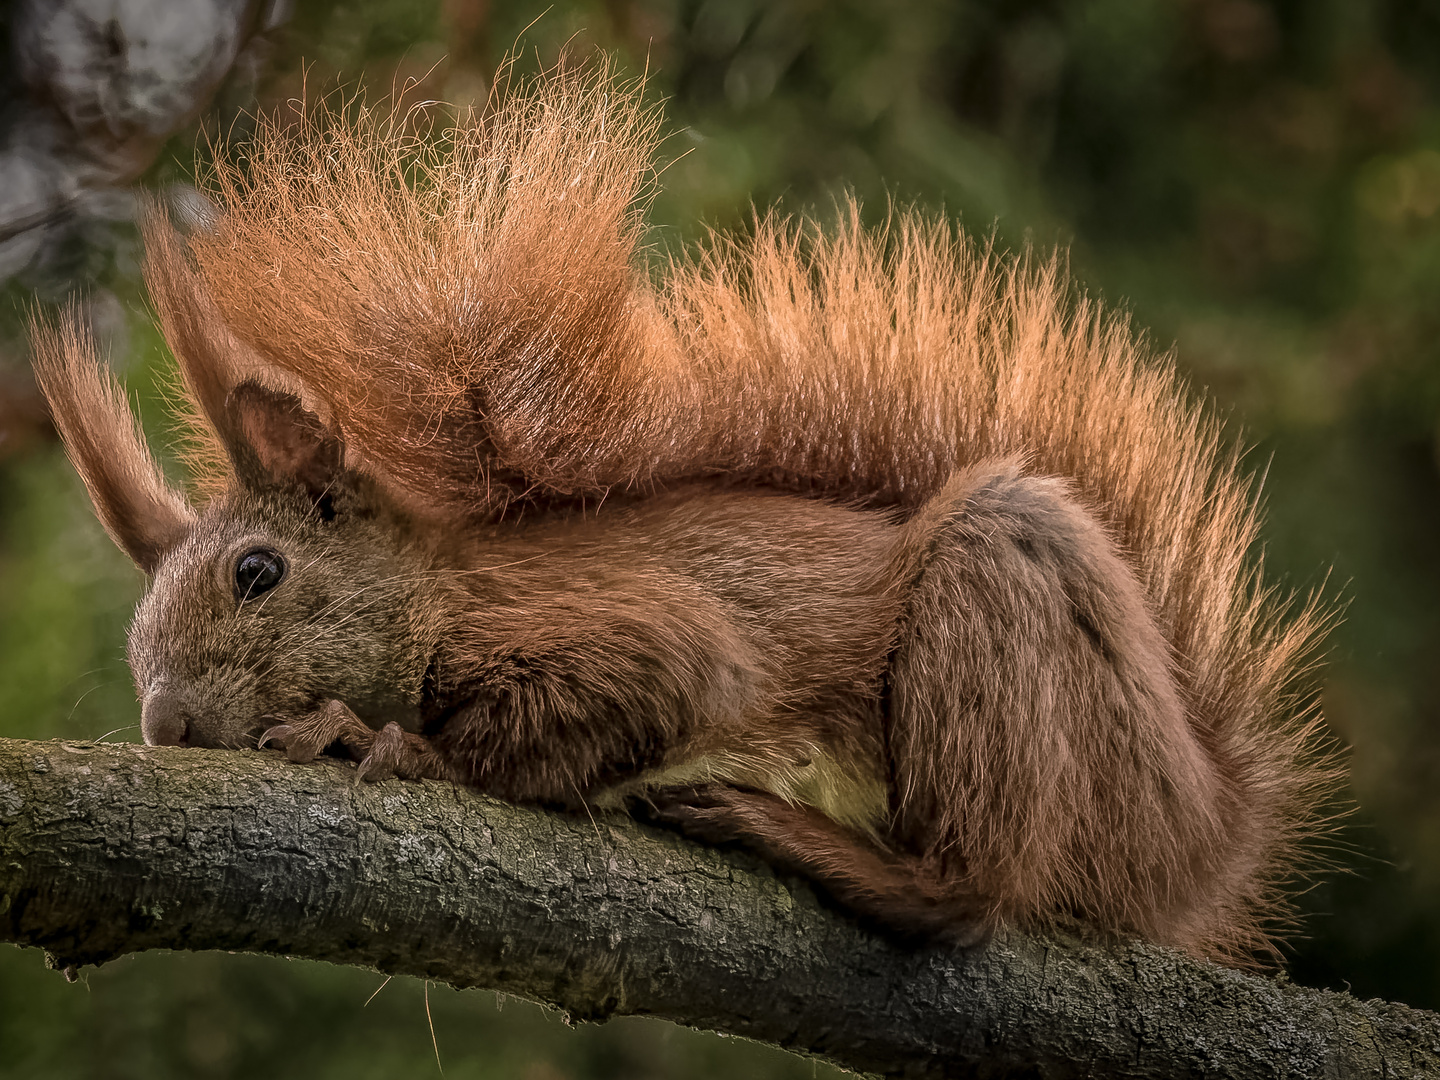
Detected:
[{"left": 0, "top": 737, "right": 1435, "bottom": 1078}]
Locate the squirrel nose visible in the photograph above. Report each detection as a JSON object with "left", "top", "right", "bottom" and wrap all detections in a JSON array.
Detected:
[{"left": 141, "top": 691, "right": 192, "bottom": 746}]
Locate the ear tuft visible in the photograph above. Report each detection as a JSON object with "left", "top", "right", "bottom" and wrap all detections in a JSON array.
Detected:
[
  {"left": 30, "top": 310, "right": 195, "bottom": 574},
  {"left": 225, "top": 381, "right": 345, "bottom": 503}
]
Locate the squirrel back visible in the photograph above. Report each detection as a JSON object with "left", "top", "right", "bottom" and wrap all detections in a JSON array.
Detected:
[{"left": 35, "top": 60, "right": 1339, "bottom": 963}]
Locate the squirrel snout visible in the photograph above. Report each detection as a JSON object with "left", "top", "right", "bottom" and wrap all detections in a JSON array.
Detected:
[{"left": 141, "top": 691, "right": 192, "bottom": 747}]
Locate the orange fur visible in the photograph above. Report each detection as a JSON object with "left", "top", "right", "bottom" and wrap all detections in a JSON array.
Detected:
[
  {"left": 30, "top": 312, "right": 195, "bottom": 571},
  {"left": 31, "top": 59, "right": 1340, "bottom": 965}
]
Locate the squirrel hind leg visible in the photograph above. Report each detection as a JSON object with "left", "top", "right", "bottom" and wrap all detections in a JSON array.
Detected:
[
  {"left": 886, "top": 462, "right": 1229, "bottom": 950},
  {"left": 640, "top": 783, "right": 992, "bottom": 948}
]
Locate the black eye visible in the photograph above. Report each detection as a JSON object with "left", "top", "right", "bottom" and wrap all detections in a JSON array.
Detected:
[{"left": 235, "top": 549, "right": 286, "bottom": 602}]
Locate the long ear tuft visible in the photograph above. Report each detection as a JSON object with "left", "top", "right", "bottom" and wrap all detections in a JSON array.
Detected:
[
  {"left": 141, "top": 197, "right": 310, "bottom": 491},
  {"left": 30, "top": 310, "right": 195, "bottom": 573},
  {"left": 140, "top": 199, "right": 248, "bottom": 448}
]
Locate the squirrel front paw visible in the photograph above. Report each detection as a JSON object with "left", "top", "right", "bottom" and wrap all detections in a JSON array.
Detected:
[
  {"left": 259, "top": 699, "right": 375, "bottom": 764},
  {"left": 260, "top": 701, "right": 458, "bottom": 784}
]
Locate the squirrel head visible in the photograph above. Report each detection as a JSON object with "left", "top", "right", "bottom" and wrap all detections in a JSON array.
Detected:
[{"left": 32, "top": 318, "right": 438, "bottom": 749}]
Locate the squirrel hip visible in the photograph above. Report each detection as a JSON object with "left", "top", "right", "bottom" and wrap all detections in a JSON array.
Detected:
[{"left": 31, "top": 61, "right": 1338, "bottom": 966}]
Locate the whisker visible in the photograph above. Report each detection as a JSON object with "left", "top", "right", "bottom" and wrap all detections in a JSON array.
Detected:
[{"left": 66, "top": 680, "right": 121, "bottom": 721}]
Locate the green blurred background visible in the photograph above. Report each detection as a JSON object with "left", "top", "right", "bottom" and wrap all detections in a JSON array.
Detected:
[{"left": 2, "top": 0, "right": 1438, "bottom": 1075}]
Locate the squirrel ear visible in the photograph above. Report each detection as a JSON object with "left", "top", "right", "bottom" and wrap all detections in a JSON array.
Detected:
[
  {"left": 224, "top": 381, "right": 345, "bottom": 505},
  {"left": 141, "top": 202, "right": 246, "bottom": 457},
  {"left": 30, "top": 312, "right": 195, "bottom": 574}
]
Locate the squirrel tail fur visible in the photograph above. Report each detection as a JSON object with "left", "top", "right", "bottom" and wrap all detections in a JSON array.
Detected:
[{"left": 48, "top": 59, "right": 1338, "bottom": 963}]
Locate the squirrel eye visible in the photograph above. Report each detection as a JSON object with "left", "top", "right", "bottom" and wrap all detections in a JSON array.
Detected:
[{"left": 235, "top": 549, "right": 286, "bottom": 602}]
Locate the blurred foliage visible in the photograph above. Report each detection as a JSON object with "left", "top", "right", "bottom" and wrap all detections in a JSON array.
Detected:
[
  {"left": 0, "top": 947, "right": 844, "bottom": 1080},
  {"left": 2, "top": 0, "right": 1439, "bottom": 1075}
]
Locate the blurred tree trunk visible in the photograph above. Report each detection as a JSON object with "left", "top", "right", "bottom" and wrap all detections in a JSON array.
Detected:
[{"left": 1, "top": 736, "right": 1435, "bottom": 1079}]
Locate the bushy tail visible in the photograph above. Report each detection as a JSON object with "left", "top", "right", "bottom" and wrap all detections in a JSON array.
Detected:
[
  {"left": 152, "top": 60, "right": 1340, "bottom": 961},
  {"left": 665, "top": 210, "right": 1340, "bottom": 960},
  {"left": 165, "top": 57, "right": 693, "bottom": 516}
]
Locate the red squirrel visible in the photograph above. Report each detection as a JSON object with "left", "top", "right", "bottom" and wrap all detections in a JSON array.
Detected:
[{"left": 31, "top": 62, "right": 1338, "bottom": 965}]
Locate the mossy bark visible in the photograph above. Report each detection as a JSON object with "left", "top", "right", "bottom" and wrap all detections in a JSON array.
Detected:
[{"left": 0, "top": 737, "right": 1435, "bottom": 1078}]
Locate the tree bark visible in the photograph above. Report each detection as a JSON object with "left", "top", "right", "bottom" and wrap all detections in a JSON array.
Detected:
[{"left": 0, "top": 737, "right": 1435, "bottom": 1078}]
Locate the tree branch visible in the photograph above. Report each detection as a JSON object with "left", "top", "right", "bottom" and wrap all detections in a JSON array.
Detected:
[{"left": 0, "top": 737, "right": 1434, "bottom": 1078}]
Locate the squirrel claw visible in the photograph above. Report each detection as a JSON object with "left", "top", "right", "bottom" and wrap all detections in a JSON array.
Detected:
[
  {"left": 258, "top": 722, "right": 300, "bottom": 756},
  {"left": 354, "top": 722, "right": 456, "bottom": 784},
  {"left": 354, "top": 723, "right": 402, "bottom": 783},
  {"left": 258, "top": 720, "right": 328, "bottom": 763}
]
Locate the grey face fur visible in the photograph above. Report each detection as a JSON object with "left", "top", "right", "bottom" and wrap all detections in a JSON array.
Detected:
[
  {"left": 127, "top": 388, "right": 440, "bottom": 754},
  {"left": 128, "top": 468, "right": 438, "bottom": 749}
]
